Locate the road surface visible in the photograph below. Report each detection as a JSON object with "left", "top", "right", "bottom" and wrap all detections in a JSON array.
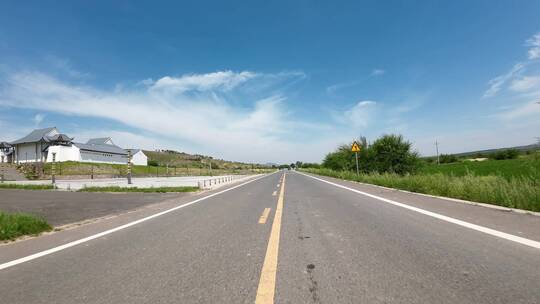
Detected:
[{"left": 1, "top": 171, "right": 539, "bottom": 303}]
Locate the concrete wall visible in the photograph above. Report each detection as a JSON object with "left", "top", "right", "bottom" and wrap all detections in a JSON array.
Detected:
[
  {"left": 80, "top": 150, "right": 127, "bottom": 164},
  {"left": 46, "top": 145, "right": 81, "bottom": 162},
  {"left": 131, "top": 151, "right": 148, "bottom": 166}
]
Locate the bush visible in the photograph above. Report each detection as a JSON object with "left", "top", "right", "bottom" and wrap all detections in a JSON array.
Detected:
[
  {"left": 322, "top": 134, "right": 420, "bottom": 175},
  {"left": 368, "top": 134, "right": 421, "bottom": 174},
  {"left": 439, "top": 154, "right": 459, "bottom": 164},
  {"left": 490, "top": 149, "right": 520, "bottom": 160},
  {"left": 147, "top": 160, "right": 159, "bottom": 167}
]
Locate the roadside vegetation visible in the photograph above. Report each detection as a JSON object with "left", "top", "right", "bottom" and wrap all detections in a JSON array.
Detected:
[
  {"left": 299, "top": 134, "right": 539, "bottom": 212},
  {"left": 0, "top": 211, "right": 52, "bottom": 241},
  {"left": 17, "top": 161, "right": 273, "bottom": 180},
  {"left": 0, "top": 183, "right": 55, "bottom": 190},
  {"left": 78, "top": 186, "right": 200, "bottom": 193}
]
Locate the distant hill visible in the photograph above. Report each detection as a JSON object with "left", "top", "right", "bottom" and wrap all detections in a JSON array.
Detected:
[
  {"left": 424, "top": 143, "right": 540, "bottom": 159},
  {"left": 142, "top": 149, "right": 270, "bottom": 169}
]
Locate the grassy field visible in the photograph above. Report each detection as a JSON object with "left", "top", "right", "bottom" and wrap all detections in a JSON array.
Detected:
[
  {"left": 0, "top": 183, "right": 55, "bottom": 190},
  {"left": 302, "top": 168, "right": 540, "bottom": 212},
  {"left": 420, "top": 155, "right": 539, "bottom": 180},
  {"left": 79, "top": 186, "right": 200, "bottom": 193},
  {"left": 0, "top": 211, "right": 52, "bottom": 241}
]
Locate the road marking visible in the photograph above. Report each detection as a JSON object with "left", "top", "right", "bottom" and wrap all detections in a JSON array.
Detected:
[
  {"left": 0, "top": 174, "right": 274, "bottom": 271},
  {"left": 256, "top": 173, "right": 286, "bottom": 304},
  {"left": 297, "top": 172, "right": 540, "bottom": 250},
  {"left": 272, "top": 190, "right": 277, "bottom": 196},
  {"left": 259, "top": 208, "right": 272, "bottom": 224}
]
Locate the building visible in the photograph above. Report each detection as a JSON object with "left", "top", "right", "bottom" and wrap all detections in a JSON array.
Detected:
[
  {"left": 0, "top": 142, "right": 13, "bottom": 163},
  {"left": 126, "top": 149, "right": 148, "bottom": 166},
  {"left": 10, "top": 127, "right": 72, "bottom": 163},
  {"left": 9, "top": 127, "right": 144, "bottom": 165}
]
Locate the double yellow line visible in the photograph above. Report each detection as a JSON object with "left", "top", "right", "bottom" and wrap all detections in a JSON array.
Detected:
[{"left": 255, "top": 173, "right": 286, "bottom": 304}]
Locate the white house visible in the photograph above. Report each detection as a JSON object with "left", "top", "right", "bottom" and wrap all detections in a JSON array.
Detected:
[
  {"left": 10, "top": 127, "right": 72, "bottom": 163},
  {"left": 11, "top": 128, "right": 135, "bottom": 165},
  {"left": 126, "top": 149, "right": 148, "bottom": 166}
]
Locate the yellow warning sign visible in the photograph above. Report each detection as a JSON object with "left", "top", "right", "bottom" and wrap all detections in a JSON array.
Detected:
[{"left": 351, "top": 141, "right": 361, "bottom": 152}]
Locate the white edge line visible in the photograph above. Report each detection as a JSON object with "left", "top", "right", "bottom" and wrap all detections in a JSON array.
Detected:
[
  {"left": 296, "top": 172, "right": 540, "bottom": 250},
  {"left": 0, "top": 173, "right": 275, "bottom": 271}
]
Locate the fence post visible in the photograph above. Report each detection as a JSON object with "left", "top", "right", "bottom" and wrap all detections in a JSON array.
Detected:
[
  {"left": 51, "top": 153, "right": 56, "bottom": 185},
  {"left": 127, "top": 150, "right": 132, "bottom": 185}
]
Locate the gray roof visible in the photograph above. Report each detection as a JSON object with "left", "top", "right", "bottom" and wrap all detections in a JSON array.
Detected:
[
  {"left": 73, "top": 142, "right": 127, "bottom": 155},
  {"left": 10, "top": 127, "right": 58, "bottom": 145},
  {"left": 86, "top": 138, "right": 112, "bottom": 145},
  {"left": 125, "top": 149, "right": 142, "bottom": 154}
]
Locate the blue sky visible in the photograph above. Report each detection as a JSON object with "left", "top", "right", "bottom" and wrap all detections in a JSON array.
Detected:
[{"left": 1, "top": 1, "right": 539, "bottom": 163}]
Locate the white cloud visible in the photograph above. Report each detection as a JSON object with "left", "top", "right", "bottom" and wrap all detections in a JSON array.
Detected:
[
  {"left": 149, "top": 71, "right": 257, "bottom": 94},
  {"left": 497, "top": 101, "right": 540, "bottom": 120},
  {"left": 510, "top": 76, "right": 540, "bottom": 92},
  {"left": 483, "top": 63, "right": 525, "bottom": 98},
  {"left": 32, "top": 113, "right": 45, "bottom": 126},
  {"left": 526, "top": 33, "right": 540, "bottom": 60},
  {"left": 0, "top": 70, "right": 339, "bottom": 163},
  {"left": 342, "top": 100, "right": 377, "bottom": 128},
  {"left": 371, "top": 69, "right": 385, "bottom": 76}
]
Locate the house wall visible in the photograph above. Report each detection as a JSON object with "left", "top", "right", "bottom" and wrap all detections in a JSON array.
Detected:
[
  {"left": 15, "top": 143, "right": 44, "bottom": 163},
  {"left": 80, "top": 150, "right": 127, "bottom": 164},
  {"left": 46, "top": 145, "right": 81, "bottom": 162},
  {"left": 131, "top": 151, "right": 148, "bottom": 166},
  {"left": 0, "top": 150, "right": 12, "bottom": 163}
]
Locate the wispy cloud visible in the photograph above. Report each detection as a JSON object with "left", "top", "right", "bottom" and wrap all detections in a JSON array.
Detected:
[
  {"left": 149, "top": 71, "right": 257, "bottom": 94},
  {"left": 0, "top": 70, "right": 338, "bottom": 163},
  {"left": 371, "top": 69, "right": 385, "bottom": 76},
  {"left": 326, "top": 69, "right": 385, "bottom": 95},
  {"left": 32, "top": 113, "right": 45, "bottom": 126},
  {"left": 341, "top": 100, "right": 377, "bottom": 128},
  {"left": 510, "top": 76, "right": 540, "bottom": 92},
  {"left": 483, "top": 32, "right": 540, "bottom": 98},
  {"left": 526, "top": 33, "right": 540, "bottom": 60},
  {"left": 483, "top": 63, "right": 525, "bottom": 98}
]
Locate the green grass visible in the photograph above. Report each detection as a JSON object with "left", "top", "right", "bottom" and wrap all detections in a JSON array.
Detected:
[
  {"left": 302, "top": 168, "right": 540, "bottom": 212},
  {"left": 78, "top": 186, "right": 200, "bottom": 193},
  {"left": 0, "top": 211, "right": 52, "bottom": 241},
  {"left": 0, "top": 183, "right": 54, "bottom": 190},
  {"left": 39, "top": 161, "right": 267, "bottom": 178},
  {"left": 420, "top": 156, "right": 539, "bottom": 180}
]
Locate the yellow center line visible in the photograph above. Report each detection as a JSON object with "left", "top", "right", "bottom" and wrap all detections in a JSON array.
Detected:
[
  {"left": 258, "top": 208, "right": 272, "bottom": 224},
  {"left": 255, "top": 173, "right": 286, "bottom": 304}
]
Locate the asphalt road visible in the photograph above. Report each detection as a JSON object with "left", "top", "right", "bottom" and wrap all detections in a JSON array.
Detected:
[
  {"left": 0, "top": 189, "right": 184, "bottom": 226},
  {"left": 0, "top": 171, "right": 539, "bottom": 303}
]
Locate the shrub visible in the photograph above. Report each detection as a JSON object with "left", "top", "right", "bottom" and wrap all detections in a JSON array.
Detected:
[
  {"left": 147, "top": 160, "right": 159, "bottom": 167},
  {"left": 490, "top": 149, "right": 520, "bottom": 160},
  {"left": 439, "top": 154, "right": 459, "bottom": 164}
]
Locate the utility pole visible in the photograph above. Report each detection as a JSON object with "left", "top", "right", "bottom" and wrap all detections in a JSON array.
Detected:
[{"left": 435, "top": 140, "right": 440, "bottom": 165}]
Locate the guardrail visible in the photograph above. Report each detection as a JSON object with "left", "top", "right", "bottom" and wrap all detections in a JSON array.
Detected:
[{"left": 197, "top": 175, "right": 236, "bottom": 189}]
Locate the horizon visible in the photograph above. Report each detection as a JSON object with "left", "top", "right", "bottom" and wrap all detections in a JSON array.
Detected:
[{"left": 1, "top": 1, "right": 540, "bottom": 163}]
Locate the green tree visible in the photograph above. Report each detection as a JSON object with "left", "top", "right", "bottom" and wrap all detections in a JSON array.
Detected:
[{"left": 369, "top": 134, "right": 420, "bottom": 174}]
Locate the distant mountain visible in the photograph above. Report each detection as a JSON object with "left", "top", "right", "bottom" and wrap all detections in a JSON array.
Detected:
[{"left": 425, "top": 143, "right": 540, "bottom": 158}]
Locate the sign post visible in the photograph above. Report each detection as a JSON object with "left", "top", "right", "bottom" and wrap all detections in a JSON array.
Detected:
[{"left": 351, "top": 141, "right": 361, "bottom": 175}]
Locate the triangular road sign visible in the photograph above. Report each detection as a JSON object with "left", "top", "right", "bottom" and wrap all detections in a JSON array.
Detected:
[{"left": 351, "top": 141, "right": 361, "bottom": 152}]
